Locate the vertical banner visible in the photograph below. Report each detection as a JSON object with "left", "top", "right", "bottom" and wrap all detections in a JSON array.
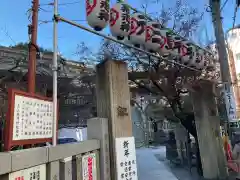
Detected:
[
  {"left": 223, "top": 83, "right": 237, "bottom": 121},
  {"left": 115, "top": 137, "right": 138, "bottom": 180},
  {"left": 82, "top": 153, "right": 97, "bottom": 180}
]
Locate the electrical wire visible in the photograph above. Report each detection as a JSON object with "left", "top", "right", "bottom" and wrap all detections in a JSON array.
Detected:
[
  {"left": 206, "top": 0, "right": 229, "bottom": 13},
  {"left": 39, "top": 20, "right": 52, "bottom": 25},
  {"left": 39, "top": 7, "right": 52, "bottom": 13},
  {"left": 220, "top": 0, "right": 229, "bottom": 12},
  {"left": 232, "top": 2, "right": 238, "bottom": 29},
  {"left": 40, "top": 1, "right": 80, "bottom": 7},
  {"left": 0, "top": 27, "right": 16, "bottom": 45},
  {"left": 205, "top": 0, "right": 230, "bottom": 24},
  {"left": 26, "top": 8, "right": 33, "bottom": 23},
  {"left": 38, "top": 19, "right": 86, "bottom": 25}
]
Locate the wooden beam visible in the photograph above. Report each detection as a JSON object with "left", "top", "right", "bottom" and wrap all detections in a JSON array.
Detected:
[
  {"left": 81, "top": 68, "right": 199, "bottom": 83},
  {"left": 0, "top": 69, "right": 199, "bottom": 96}
]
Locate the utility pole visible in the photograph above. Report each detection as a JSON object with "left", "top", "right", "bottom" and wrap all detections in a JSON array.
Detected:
[
  {"left": 28, "top": 0, "right": 39, "bottom": 93},
  {"left": 209, "top": 0, "right": 237, "bottom": 137}
]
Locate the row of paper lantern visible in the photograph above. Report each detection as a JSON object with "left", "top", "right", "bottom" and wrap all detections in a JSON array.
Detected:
[{"left": 86, "top": 0, "right": 213, "bottom": 70}]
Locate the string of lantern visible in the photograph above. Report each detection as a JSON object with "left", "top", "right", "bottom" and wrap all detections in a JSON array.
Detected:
[
  {"left": 84, "top": 0, "right": 216, "bottom": 72},
  {"left": 122, "top": 1, "right": 214, "bottom": 56},
  {"left": 57, "top": 16, "right": 200, "bottom": 73},
  {"left": 54, "top": 0, "right": 218, "bottom": 75}
]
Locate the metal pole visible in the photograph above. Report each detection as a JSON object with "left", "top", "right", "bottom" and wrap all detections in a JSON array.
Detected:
[
  {"left": 52, "top": 0, "right": 58, "bottom": 146},
  {"left": 28, "top": 0, "right": 39, "bottom": 93}
]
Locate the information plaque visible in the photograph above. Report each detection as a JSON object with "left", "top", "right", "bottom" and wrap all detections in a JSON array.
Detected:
[
  {"left": 82, "top": 153, "right": 97, "bottom": 180},
  {"left": 115, "top": 137, "right": 138, "bottom": 180},
  {"left": 8, "top": 164, "right": 46, "bottom": 180},
  {"left": 4, "top": 88, "right": 58, "bottom": 151}
]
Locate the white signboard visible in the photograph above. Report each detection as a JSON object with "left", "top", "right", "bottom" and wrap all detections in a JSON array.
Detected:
[
  {"left": 13, "top": 95, "right": 53, "bottom": 140},
  {"left": 8, "top": 164, "right": 46, "bottom": 180},
  {"left": 115, "top": 137, "right": 138, "bottom": 180},
  {"left": 82, "top": 153, "right": 97, "bottom": 180},
  {"left": 223, "top": 84, "right": 237, "bottom": 121}
]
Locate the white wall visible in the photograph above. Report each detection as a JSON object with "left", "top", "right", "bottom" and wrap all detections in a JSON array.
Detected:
[{"left": 227, "top": 28, "right": 240, "bottom": 76}]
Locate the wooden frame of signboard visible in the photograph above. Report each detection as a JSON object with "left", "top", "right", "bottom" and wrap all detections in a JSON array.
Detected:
[{"left": 4, "top": 88, "right": 59, "bottom": 151}]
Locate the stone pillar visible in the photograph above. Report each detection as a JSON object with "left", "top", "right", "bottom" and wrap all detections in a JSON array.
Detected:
[
  {"left": 174, "top": 123, "right": 188, "bottom": 164},
  {"left": 96, "top": 60, "right": 133, "bottom": 180},
  {"left": 190, "top": 80, "right": 228, "bottom": 179},
  {"left": 87, "top": 118, "right": 111, "bottom": 180}
]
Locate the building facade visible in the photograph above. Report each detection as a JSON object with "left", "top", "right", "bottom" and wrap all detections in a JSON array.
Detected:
[
  {"left": 209, "top": 26, "right": 240, "bottom": 119},
  {"left": 227, "top": 27, "right": 240, "bottom": 77},
  {"left": 227, "top": 27, "right": 240, "bottom": 118}
]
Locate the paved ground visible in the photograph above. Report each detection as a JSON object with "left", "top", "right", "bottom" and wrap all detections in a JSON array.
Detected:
[
  {"left": 137, "top": 146, "right": 237, "bottom": 180},
  {"left": 153, "top": 146, "right": 201, "bottom": 180},
  {"left": 136, "top": 146, "right": 179, "bottom": 180},
  {"left": 136, "top": 146, "right": 201, "bottom": 180}
]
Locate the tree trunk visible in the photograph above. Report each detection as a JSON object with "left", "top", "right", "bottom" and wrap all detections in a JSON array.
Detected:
[{"left": 176, "top": 113, "right": 202, "bottom": 176}]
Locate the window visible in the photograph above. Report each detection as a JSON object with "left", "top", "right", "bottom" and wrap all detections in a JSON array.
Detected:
[{"left": 236, "top": 53, "right": 240, "bottom": 61}]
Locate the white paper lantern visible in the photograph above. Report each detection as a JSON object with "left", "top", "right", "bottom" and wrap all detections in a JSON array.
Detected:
[
  {"left": 124, "top": 36, "right": 132, "bottom": 44},
  {"left": 179, "top": 41, "right": 195, "bottom": 65},
  {"left": 186, "top": 45, "right": 197, "bottom": 66},
  {"left": 86, "top": 0, "right": 110, "bottom": 31},
  {"left": 110, "top": 2, "right": 130, "bottom": 40},
  {"left": 188, "top": 47, "right": 207, "bottom": 69},
  {"left": 169, "top": 34, "right": 196, "bottom": 64},
  {"left": 171, "top": 35, "right": 185, "bottom": 58},
  {"left": 145, "top": 21, "right": 165, "bottom": 52},
  {"left": 129, "top": 12, "right": 146, "bottom": 47},
  {"left": 195, "top": 48, "right": 206, "bottom": 69},
  {"left": 158, "top": 28, "right": 174, "bottom": 56}
]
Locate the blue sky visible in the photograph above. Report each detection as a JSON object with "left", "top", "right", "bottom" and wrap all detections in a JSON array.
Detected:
[{"left": 0, "top": 0, "right": 239, "bottom": 60}]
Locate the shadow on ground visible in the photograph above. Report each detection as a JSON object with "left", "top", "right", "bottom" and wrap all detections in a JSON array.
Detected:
[
  {"left": 153, "top": 146, "right": 237, "bottom": 180},
  {"left": 153, "top": 146, "right": 202, "bottom": 180}
]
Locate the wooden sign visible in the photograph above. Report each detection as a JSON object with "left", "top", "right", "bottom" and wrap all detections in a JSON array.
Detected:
[
  {"left": 4, "top": 88, "right": 58, "bottom": 151},
  {"left": 8, "top": 164, "right": 46, "bottom": 180},
  {"left": 82, "top": 153, "right": 97, "bottom": 180},
  {"left": 115, "top": 137, "right": 138, "bottom": 180},
  {"left": 222, "top": 84, "right": 237, "bottom": 121}
]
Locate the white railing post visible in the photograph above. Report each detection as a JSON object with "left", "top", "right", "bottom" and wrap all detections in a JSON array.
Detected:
[
  {"left": 47, "top": 161, "right": 60, "bottom": 180},
  {"left": 60, "top": 157, "right": 72, "bottom": 180}
]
